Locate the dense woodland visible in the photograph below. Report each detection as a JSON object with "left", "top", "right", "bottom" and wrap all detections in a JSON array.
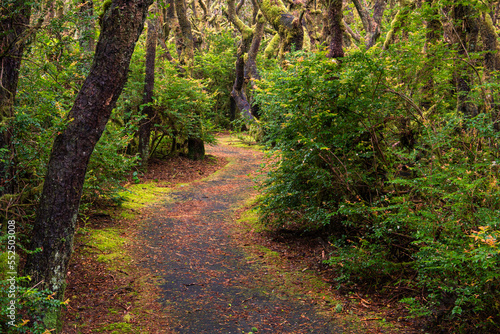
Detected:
[{"left": 1, "top": 0, "right": 500, "bottom": 332}]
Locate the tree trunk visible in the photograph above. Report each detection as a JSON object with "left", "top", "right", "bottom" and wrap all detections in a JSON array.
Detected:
[
  {"left": 139, "top": 19, "right": 158, "bottom": 166},
  {"left": 175, "top": 0, "right": 195, "bottom": 67},
  {"left": 479, "top": 11, "right": 500, "bottom": 73},
  {"left": 453, "top": 4, "right": 479, "bottom": 117},
  {"left": 188, "top": 137, "right": 205, "bottom": 160},
  {"left": 326, "top": 0, "right": 344, "bottom": 58},
  {"left": 226, "top": 0, "right": 262, "bottom": 120},
  {"left": 0, "top": 1, "right": 32, "bottom": 196},
  {"left": 24, "top": 0, "right": 152, "bottom": 327},
  {"left": 257, "top": 0, "right": 304, "bottom": 56}
]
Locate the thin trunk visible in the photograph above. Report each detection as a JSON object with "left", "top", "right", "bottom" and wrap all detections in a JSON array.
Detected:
[
  {"left": 366, "top": 0, "right": 386, "bottom": 48},
  {"left": 421, "top": 0, "right": 441, "bottom": 110},
  {"left": 0, "top": 0, "right": 32, "bottom": 196},
  {"left": 453, "top": 4, "right": 479, "bottom": 117},
  {"left": 236, "top": 0, "right": 245, "bottom": 14},
  {"left": 383, "top": 1, "right": 411, "bottom": 50},
  {"left": 139, "top": 19, "right": 157, "bottom": 166},
  {"left": 78, "top": 0, "right": 95, "bottom": 52},
  {"left": 24, "top": 0, "right": 152, "bottom": 327}
]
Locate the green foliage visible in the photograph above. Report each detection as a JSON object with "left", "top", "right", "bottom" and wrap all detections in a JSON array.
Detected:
[
  {"left": 83, "top": 119, "right": 139, "bottom": 204},
  {"left": 151, "top": 59, "right": 217, "bottom": 156},
  {"left": 194, "top": 27, "right": 237, "bottom": 129},
  {"left": 255, "top": 51, "right": 389, "bottom": 231},
  {"left": 256, "top": 45, "right": 500, "bottom": 330},
  {"left": 0, "top": 276, "right": 64, "bottom": 333}
]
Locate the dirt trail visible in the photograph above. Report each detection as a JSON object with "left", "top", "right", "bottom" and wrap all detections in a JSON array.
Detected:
[{"left": 141, "top": 137, "right": 346, "bottom": 334}]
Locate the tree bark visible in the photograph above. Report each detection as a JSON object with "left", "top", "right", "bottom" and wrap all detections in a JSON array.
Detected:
[
  {"left": 326, "top": 0, "right": 344, "bottom": 58},
  {"left": 175, "top": 0, "right": 195, "bottom": 67},
  {"left": 479, "top": 11, "right": 500, "bottom": 73},
  {"left": 24, "top": 0, "right": 153, "bottom": 323},
  {"left": 351, "top": 0, "right": 386, "bottom": 49},
  {"left": 0, "top": 0, "right": 32, "bottom": 196},
  {"left": 452, "top": 4, "right": 479, "bottom": 117},
  {"left": 257, "top": 0, "right": 304, "bottom": 56},
  {"left": 139, "top": 19, "right": 158, "bottom": 166},
  {"left": 226, "top": 0, "right": 263, "bottom": 120}
]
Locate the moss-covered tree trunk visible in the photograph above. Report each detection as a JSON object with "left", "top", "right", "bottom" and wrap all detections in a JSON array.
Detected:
[
  {"left": 24, "top": 0, "right": 153, "bottom": 328},
  {"left": 139, "top": 18, "right": 158, "bottom": 166},
  {"left": 257, "top": 0, "right": 303, "bottom": 56},
  {"left": 174, "top": 0, "right": 195, "bottom": 68},
  {"left": 0, "top": 0, "right": 31, "bottom": 196},
  {"left": 382, "top": 0, "right": 411, "bottom": 50},
  {"left": 226, "top": 0, "right": 263, "bottom": 120}
]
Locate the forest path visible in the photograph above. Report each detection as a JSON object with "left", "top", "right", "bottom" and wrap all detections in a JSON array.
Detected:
[{"left": 140, "top": 136, "right": 346, "bottom": 334}]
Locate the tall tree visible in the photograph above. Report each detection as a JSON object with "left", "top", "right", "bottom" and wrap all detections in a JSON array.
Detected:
[
  {"left": 139, "top": 17, "right": 158, "bottom": 166},
  {"left": 0, "top": 0, "right": 32, "bottom": 196},
  {"left": 24, "top": 0, "right": 153, "bottom": 326}
]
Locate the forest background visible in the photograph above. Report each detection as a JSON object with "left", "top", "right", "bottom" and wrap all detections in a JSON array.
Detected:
[{"left": 1, "top": 0, "right": 500, "bottom": 332}]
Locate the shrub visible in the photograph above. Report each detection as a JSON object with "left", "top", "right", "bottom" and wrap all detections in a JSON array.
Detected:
[{"left": 256, "top": 48, "right": 500, "bottom": 330}]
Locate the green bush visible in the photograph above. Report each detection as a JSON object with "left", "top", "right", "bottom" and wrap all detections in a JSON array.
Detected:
[
  {"left": 255, "top": 51, "right": 390, "bottom": 231},
  {"left": 0, "top": 276, "right": 63, "bottom": 333},
  {"left": 151, "top": 59, "right": 217, "bottom": 157},
  {"left": 256, "top": 48, "right": 500, "bottom": 330}
]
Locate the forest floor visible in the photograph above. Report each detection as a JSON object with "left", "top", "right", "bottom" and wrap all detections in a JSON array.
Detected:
[{"left": 61, "top": 134, "right": 423, "bottom": 334}]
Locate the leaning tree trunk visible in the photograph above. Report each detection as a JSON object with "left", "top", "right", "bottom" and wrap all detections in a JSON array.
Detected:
[
  {"left": 24, "top": 0, "right": 153, "bottom": 328},
  {"left": 257, "top": 0, "right": 304, "bottom": 56},
  {"left": 0, "top": 1, "right": 32, "bottom": 196},
  {"left": 138, "top": 19, "right": 157, "bottom": 166}
]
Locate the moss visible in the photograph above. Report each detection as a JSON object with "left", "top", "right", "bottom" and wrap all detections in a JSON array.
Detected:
[
  {"left": 303, "top": 30, "right": 311, "bottom": 52},
  {"left": 118, "top": 182, "right": 172, "bottom": 210},
  {"left": 0, "top": 251, "right": 19, "bottom": 280},
  {"left": 260, "top": 0, "right": 286, "bottom": 30},
  {"left": 241, "top": 26, "right": 254, "bottom": 41},
  {"left": 255, "top": 245, "right": 280, "bottom": 260},
  {"left": 93, "top": 322, "right": 133, "bottom": 333},
  {"left": 264, "top": 33, "right": 280, "bottom": 59},
  {"left": 85, "top": 228, "right": 130, "bottom": 269}
]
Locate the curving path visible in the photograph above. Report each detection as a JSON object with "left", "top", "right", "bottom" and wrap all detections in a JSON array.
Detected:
[{"left": 141, "top": 137, "right": 344, "bottom": 333}]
